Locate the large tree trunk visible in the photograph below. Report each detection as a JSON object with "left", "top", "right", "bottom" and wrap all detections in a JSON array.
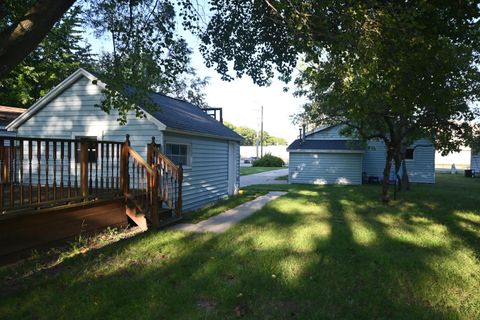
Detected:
[
  {"left": 0, "top": 0, "right": 76, "bottom": 79},
  {"left": 382, "top": 144, "right": 395, "bottom": 203}
]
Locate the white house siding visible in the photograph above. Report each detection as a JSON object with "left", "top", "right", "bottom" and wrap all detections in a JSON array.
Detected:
[
  {"left": 471, "top": 152, "right": 480, "bottom": 172},
  {"left": 289, "top": 152, "right": 363, "bottom": 185},
  {"left": 305, "top": 125, "right": 348, "bottom": 140},
  {"left": 15, "top": 77, "right": 163, "bottom": 157},
  {"left": 13, "top": 76, "right": 164, "bottom": 191},
  {"left": 363, "top": 139, "right": 435, "bottom": 183},
  {"left": 163, "top": 132, "right": 239, "bottom": 211}
]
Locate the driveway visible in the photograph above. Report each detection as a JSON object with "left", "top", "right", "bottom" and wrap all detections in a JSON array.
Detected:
[{"left": 240, "top": 168, "right": 288, "bottom": 187}]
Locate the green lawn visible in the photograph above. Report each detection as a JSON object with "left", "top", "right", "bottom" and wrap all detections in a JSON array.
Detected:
[
  {"left": 240, "top": 166, "right": 284, "bottom": 176},
  {"left": 1, "top": 174, "right": 480, "bottom": 319}
]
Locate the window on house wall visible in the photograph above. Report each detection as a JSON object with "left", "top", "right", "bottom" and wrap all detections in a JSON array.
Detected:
[
  {"left": 165, "top": 143, "right": 190, "bottom": 166},
  {"left": 405, "top": 148, "right": 415, "bottom": 160},
  {"left": 75, "top": 136, "right": 98, "bottom": 163}
]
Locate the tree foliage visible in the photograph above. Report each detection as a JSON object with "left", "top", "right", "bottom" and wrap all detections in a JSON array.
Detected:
[
  {"left": 85, "top": 0, "right": 193, "bottom": 123},
  {"left": 1, "top": 0, "right": 211, "bottom": 122},
  {"left": 0, "top": 0, "right": 76, "bottom": 78},
  {"left": 186, "top": 0, "right": 480, "bottom": 202},
  {"left": 224, "top": 121, "right": 287, "bottom": 146},
  {"left": 0, "top": 6, "right": 94, "bottom": 107}
]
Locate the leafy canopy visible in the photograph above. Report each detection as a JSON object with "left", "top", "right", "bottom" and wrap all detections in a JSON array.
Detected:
[
  {"left": 224, "top": 121, "right": 287, "bottom": 146},
  {"left": 0, "top": 5, "right": 94, "bottom": 107}
]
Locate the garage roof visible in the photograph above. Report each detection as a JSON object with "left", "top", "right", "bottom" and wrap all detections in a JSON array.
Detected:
[{"left": 287, "top": 139, "right": 365, "bottom": 152}]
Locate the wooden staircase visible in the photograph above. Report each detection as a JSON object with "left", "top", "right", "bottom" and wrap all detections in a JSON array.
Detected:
[{"left": 0, "top": 135, "right": 183, "bottom": 261}]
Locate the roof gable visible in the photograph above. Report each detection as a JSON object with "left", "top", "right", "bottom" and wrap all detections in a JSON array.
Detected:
[
  {"left": 287, "top": 139, "right": 365, "bottom": 153},
  {"left": 8, "top": 68, "right": 242, "bottom": 141}
]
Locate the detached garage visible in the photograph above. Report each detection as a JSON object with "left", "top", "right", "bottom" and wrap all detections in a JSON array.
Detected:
[{"left": 287, "top": 139, "right": 364, "bottom": 185}]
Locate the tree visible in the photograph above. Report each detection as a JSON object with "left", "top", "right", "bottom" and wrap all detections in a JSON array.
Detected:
[
  {"left": 0, "top": 0, "right": 77, "bottom": 78},
  {"left": 0, "top": 6, "right": 94, "bottom": 107},
  {"left": 1, "top": 1, "right": 209, "bottom": 117},
  {"left": 224, "top": 121, "right": 287, "bottom": 146},
  {"left": 185, "top": 1, "right": 480, "bottom": 202}
]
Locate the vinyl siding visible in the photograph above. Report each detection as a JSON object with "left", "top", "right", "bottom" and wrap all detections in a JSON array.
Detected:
[
  {"left": 471, "top": 152, "right": 480, "bottom": 172},
  {"left": 289, "top": 152, "right": 363, "bottom": 185},
  {"left": 305, "top": 125, "right": 349, "bottom": 140},
  {"left": 363, "top": 138, "right": 435, "bottom": 183},
  {"left": 16, "top": 77, "right": 163, "bottom": 157},
  {"left": 164, "top": 132, "right": 239, "bottom": 211}
]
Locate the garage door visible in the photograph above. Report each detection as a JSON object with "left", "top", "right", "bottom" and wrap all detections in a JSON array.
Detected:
[{"left": 289, "top": 152, "right": 363, "bottom": 185}]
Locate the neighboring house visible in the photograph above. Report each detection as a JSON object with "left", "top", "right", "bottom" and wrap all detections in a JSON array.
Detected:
[
  {"left": 6, "top": 68, "right": 242, "bottom": 211},
  {"left": 0, "top": 106, "right": 25, "bottom": 136},
  {"left": 472, "top": 151, "right": 480, "bottom": 173},
  {"left": 287, "top": 124, "right": 435, "bottom": 185}
]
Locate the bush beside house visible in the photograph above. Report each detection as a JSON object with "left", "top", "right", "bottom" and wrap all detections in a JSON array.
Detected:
[{"left": 252, "top": 154, "right": 285, "bottom": 167}]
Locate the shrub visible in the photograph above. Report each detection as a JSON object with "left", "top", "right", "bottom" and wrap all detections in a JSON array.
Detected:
[{"left": 252, "top": 154, "right": 285, "bottom": 167}]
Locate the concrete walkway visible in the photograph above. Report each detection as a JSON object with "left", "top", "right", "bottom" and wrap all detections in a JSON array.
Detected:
[
  {"left": 173, "top": 191, "right": 287, "bottom": 233},
  {"left": 240, "top": 168, "right": 288, "bottom": 187}
]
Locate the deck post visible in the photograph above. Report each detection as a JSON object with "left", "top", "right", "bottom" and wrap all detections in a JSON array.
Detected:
[
  {"left": 176, "top": 163, "right": 183, "bottom": 218},
  {"left": 147, "top": 137, "right": 159, "bottom": 228},
  {"left": 80, "top": 139, "right": 89, "bottom": 200},
  {"left": 120, "top": 134, "right": 130, "bottom": 196}
]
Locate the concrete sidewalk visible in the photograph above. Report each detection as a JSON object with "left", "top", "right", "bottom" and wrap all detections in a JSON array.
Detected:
[
  {"left": 240, "top": 168, "right": 288, "bottom": 187},
  {"left": 173, "top": 191, "right": 287, "bottom": 233}
]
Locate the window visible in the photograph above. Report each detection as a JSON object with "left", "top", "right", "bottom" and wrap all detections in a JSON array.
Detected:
[
  {"left": 75, "top": 136, "right": 98, "bottom": 163},
  {"left": 405, "top": 148, "right": 415, "bottom": 160},
  {"left": 165, "top": 143, "right": 189, "bottom": 166}
]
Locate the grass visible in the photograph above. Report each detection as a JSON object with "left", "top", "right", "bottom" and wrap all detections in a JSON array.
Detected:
[
  {"left": 274, "top": 175, "right": 288, "bottom": 181},
  {"left": 182, "top": 190, "right": 267, "bottom": 224},
  {"left": 1, "top": 174, "right": 480, "bottom": 319},
  {"left": 240, "top": 166, "right": 284, "bottom": 176}
]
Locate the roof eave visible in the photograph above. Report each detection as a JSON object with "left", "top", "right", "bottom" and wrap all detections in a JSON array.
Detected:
[
  {"left": 7, "top": 68, "right": 106, "bottom": 131},
  {"left": 165, "top": 127, "right": 242, "bottom": 142},
  {"left": 287, "top": 148, "right": 365, "bottom": 153}
]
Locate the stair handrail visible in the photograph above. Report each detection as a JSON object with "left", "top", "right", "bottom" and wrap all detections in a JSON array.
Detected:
[
  {"left": 147, "top": 137, "right": 183, "bottom": 218},
  {"left": 120, "top": 135, "right": 160, "bottom": 227}
]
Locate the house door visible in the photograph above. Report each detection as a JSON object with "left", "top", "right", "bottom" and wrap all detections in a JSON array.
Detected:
[{"left": 228, "top": 142, "right": 237, "bottom": 195}]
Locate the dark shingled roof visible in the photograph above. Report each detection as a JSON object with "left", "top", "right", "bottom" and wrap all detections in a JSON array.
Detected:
[
  {"left": 287, "top": 139, "right": 364, "bottom": 151},
  {"left": 88, "top": 70, "right": 241, "bottom": 141},
  {"left": 146, "top": 93, "right": 242, "bottom": 140}
]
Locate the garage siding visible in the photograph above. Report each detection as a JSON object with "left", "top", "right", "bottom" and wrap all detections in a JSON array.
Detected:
[
  {"left": 363, "top": 139, "right": 435, "bottom": 183},
  {"left": 289, "top": 152, "right": 363, "bottom": 185}
]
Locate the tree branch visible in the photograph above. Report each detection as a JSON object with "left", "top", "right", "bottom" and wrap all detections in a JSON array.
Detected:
[{"left": 0, "top": 0, "right": 76, "bottom": 79}]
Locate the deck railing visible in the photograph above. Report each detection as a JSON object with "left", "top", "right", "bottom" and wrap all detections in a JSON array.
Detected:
[
  {"left": 148, "top": 138, "right": 183, "bottom": 217},
  {"left": 120, "top": 136, "right": 183, "bottom": 227},
  {"left": 0, "top": 137, "right": 123, "bottom": 215},
  {"left": 0, "top": 135, "right": 183, "bottom": 227}
]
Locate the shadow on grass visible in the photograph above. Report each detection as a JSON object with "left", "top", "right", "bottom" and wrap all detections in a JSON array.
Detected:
[{"left": 1, "top": 175, "right": 479, "bottom": 319}]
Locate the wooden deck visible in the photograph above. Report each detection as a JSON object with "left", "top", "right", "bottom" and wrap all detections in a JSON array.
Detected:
[
  {"left": 0, "top": 198, "right": 127, "bottom": 264},
  {"left": 0, "top": 135, "right": 183, "bottom": 264}
]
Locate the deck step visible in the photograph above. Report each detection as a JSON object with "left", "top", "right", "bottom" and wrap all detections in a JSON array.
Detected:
[{"left": 125, "top": 206, "right": 148, "bottom": 231}]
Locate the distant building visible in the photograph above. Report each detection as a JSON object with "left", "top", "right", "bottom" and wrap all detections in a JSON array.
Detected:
[
  {"left": 287, "top": 124, "right": 435, "bottom": 185},
  {"left": 0, "top": 106, "right": 25, "bottom": 136}
]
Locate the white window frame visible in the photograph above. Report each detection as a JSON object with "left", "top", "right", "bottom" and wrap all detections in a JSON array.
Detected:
[{"left": 164, "top": 141, "right": 192, "bottom": 168}]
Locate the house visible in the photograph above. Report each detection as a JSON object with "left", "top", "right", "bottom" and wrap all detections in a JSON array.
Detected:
[
  {"left": 472, "top": 151, "right": 480, "bottom": 173},
  {"left": 287, "top": 124, "right": 435, "bottom": 185},
  {"left": 6, "top": 68, "right": 242, "bottom": 211},
  {"left": 0, "top": 106, "right": 25, "bottom": 136}
]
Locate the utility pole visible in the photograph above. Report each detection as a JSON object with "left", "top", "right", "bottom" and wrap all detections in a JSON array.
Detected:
[{"left": 260, "top": 105, "right": 264, "bottom": 158}]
